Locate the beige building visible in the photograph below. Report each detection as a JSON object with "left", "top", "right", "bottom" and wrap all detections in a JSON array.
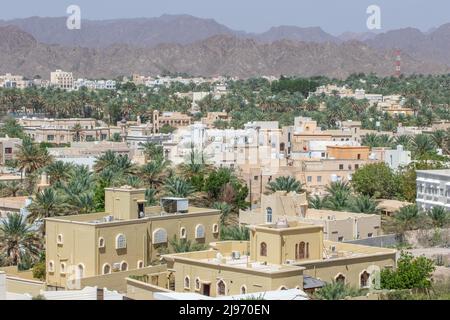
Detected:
[
  {"left": 19, "top": 118, "right": 111, "bottom": 144},
  {"left": 201, "top": 112, "right": 231, "bottom": 128},
  {"left": 45, "top": 186, "right": 221, "bottom": 289},
  {"left": 0, "top": 137, "right": 22, "bottom": 165},
  {"left": 50, "top": 70, "right": 74, "bottom": 90},
  {"left": 240, "top": 192, "right": 381, "bottom": 241},
  {"left": 152, "top": 110, "right": 192, "bottom": 133},
  {"left": 160, "top": 219, "right": 395, "bottom": 297}
]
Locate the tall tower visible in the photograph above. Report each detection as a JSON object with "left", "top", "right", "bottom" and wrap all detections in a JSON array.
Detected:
[{"left": 395, "top": 49, "right": 401, "bottom": 78}]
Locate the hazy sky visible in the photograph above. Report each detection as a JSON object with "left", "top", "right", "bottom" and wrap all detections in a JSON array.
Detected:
[{"left": 0, "top": 0, "right": 447, "bottom": 34}]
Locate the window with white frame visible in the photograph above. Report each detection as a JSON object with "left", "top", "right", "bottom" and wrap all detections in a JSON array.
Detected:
[
  {"left": 180, "top": 227, "right": 187, "bottom": 239},
  {"left": 98, "top": 237, "right": 105, "bottom": 248},
  {"left": 212, "top": 224, "right": 219, "bottom": 234},
  {"left": 153, "top": 228, "right": 168, "bottom": 244},
  {"left": 102, "top": 264, "right": 111, "bottom": 275},
  {"left": 137, "top": 260, "right": 144, "bottom": 269},
  {"left": 115, "top": 234, "right": 127, "bottom": 249},
  {"left": 266, "top": 207, "right": 273, "bottom": 223},
  {"left": 120, "top": 261, "right": 128, "bottom": 271},
  {"left": 57, "top": 234, "right": 63, "bottom": 245},
  {"left": 60, "top": 262, "right": 66, "bottom": 274},
  {"left": 195, "top": 278, "right": 201, "bottom": 290},
  {"left": 48, "top": 261, "right": 55, "bottom": 272},
  {"left": 240, "top": 285, "right": 247, "bottom": 295},
  {"left": 217, "top": 280, "right": 226, "bottom": 296},
  {"left": 195, "top": 224, "right": 205, "bottom": 239},
  {"left": 184, "top": 276, "right": 190, "bottom": 289}
]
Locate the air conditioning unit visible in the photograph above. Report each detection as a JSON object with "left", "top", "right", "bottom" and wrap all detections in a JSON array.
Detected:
[
  {"left": 103, "top": 215, "right": 114, "bottom": 222},
  {"left": 285, "top": 260, "right": 296, "bottom": 265},
  {"left": 231, "top": 251, "right": 241, "bottom": 260},
  {"left": 160, "top": 197, "right": 189, "bottom": 213},
  {"left": 112, "top": 263, "right": 121, "bottom": 272}
]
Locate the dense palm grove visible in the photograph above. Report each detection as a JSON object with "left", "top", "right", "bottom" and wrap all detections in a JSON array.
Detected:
[{"left": 0, "top": 73, "right": 449, "bottom": 278}]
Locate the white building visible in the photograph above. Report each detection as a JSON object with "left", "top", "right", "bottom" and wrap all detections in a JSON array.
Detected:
[
  {"left": 416, "top": 169, "right": 450, "bottom": 210},
  {"left": 73, "top": 79, "right": 116, "bottom": 90},
  {"left": 384, "top": 145, "right": 412, "bottom": 171}
]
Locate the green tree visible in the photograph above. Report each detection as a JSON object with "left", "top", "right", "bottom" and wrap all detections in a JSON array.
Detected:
[
  {"left": 169, "top": 235, "right": 207, "bottom": 253},
  {"left": 427, "top": 206, "right": 449, "bottom": 228},
  {"left": 313, "top": 281, "right": 361, "bottom": 300},
  {"left": 381, "top": 252, "right": 435, "bottom": 290},
  {"left": 163, "top": 176, "right": 196, "bottom": 198},
  {"left": 0, "top": 213, "right": 40, "bottom": 266},
  {"left": 349, "top": 195, "right": 379, "bottom": 214},
  {"left": 26, "top": 188, "right": 69, "bottom": 224},
  {"left": 351, "top": 163, "right": 399, "bottom": 199},
  {"left": 266, "top": 176, "right": 304, "bottom": 193},
  {"left": 220, "top": 225, "right": 250, "bottom": 241}
]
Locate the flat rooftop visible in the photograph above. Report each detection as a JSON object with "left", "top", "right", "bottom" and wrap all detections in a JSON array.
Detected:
[
  {"left": 305, "top": 208, "right": 375, "bottom": 220},
  {"left": 416, "top": 169, "right": 450, "bottom": 176}
]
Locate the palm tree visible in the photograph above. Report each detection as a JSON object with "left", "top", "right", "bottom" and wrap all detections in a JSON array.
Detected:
[
  {"left": 140, "top": 142, "right": 163, "bottom": 161},
  {"left": 326, "top": 180, "right": 352, "bottom": 195},
  {"left": 212, "top": 202, "right": 233, "bottom": 225},
  {"left": 145, "top": 188, "right": 158, "bottom": 206},
  {"left": 0, "top": 213, "right": 40, "bottom": 266},
  {"left": 394, "top": 204, "right": 421, "bottom": 232},
  {"left": 431, "top": 130, "right": 448, "bottom": 154},
  {"left": 169, "top": 235, "right": 207, "bottom": 253},
  {"left": 93, "top": 150, "right": 117, "bottom": 173},
  {"left": 313, "top": 281, "right": 361, "bottom": 300},
  {"left": 220, "top": 225, "right": 249, "bottom": 241},
  {"left": 266, "top": 176, "right": 304, "bottom": 193},
  {"left": 349, "top": 195, "right": 379, "bottom": 214},
  {"left": 361, "top": 133, "right": 379, "bottom": 149},
  {"left": 394, "top": 135, "right": 412, "bottom": 150},
  {"left": 71, "top": 123, "right": 85, "bottom": 142},
  {"left": 411, "top": 134, "right": 436, "bottom": 159},
  {"left": 26, "top": 188, "right": 68, "bottom": 224},
  {"left": 427, "top": 206, "right": 449, "bottom": 228},
  {"left": 308, "top": 195, "right": 326, "bottom": 209},
  {"left": 140, "top": 159, "right": 170, "bottom": 188},
  {"left": 163, "top": 176, "right": 196, "bottom": 198},
  {"left": 1, "top": 181, "right": 23, "bottom": 197},
  {"left": 16, "top": 137, "right": 53, "bottom": 175},
  {"left": 45, "top": 161, "right": 73, "bottom": 184}
]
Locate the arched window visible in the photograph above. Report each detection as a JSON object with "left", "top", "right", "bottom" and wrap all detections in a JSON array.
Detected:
[
  {"left": 184, "top": 276, "right": 190, "bottom": 289},
  {"left": 217, "top": 280, "right": 226, "bottom": 296},
  {"left": 120, "top": 261, "right": 128, "bottom": 272},
  {"left": 137, "top": 260, "right": 144, "bottom": 269},
  {"left": 77, "top": 264, "right": 85, "bottom": 278},
  {"left": 60, "top": 262, "right": 66, "bottom": 274},
  {"left": 260, "top": 242, "right": 267, "bottom": 257},
  {"left": 180, "top": 227, "right": 187, "bottom": 239},
  {"left": 240, "top": 285, "right": 247, "bottom": 295},
  {"left": 48, "top": 261, "right": 55, "bottom": 273},
  {"left": 335, "top": 274, "right": 346, "bottom": 284},
  {"left": 295, "top": 244, "right": 299, "bottom": 259},
  {"left": 153, "top": 228, "right": 168, "bottom": 244},
  {"left": 102, "top": 263, "right": 111, "bottom": 275},
  {"left": 360, "top": 271, "right": 370, "bottom": 288},
  {"left": 195, "top": 224, "right": 205, "bottom": 239},
  {"left": 306, "top": 242, "right": 310, "bottom": 259},
  {"left": 298, "top": 242, "right": 305, "bottom": 259},
  {"left": 115, "top": 234, "right": 127, "bottom": 249},
  {"left": 57, "top": 234, "right": 63, "bottom": 244},
  {"left": 98, "top": 237, "right": 105, "bottom": 248},
  {"left": 212, "top": 224, "right": 219, "bottom": 234},
  {"left": 195, "top": 278, "right": 201, "bottom": 290},
  {"left": 279, "top": 286, "right": 288, "bottom": 290},
  {"left": 266, "top": 207, "right": 273, "bottom": 223}
]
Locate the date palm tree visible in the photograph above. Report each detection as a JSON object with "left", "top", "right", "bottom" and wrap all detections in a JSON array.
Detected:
[
  {"left": 411, "top": 134, "right": 436, "bottom": 159},
  {"left": 169, "top": 235, "right": 207, "bottom": 253},
  {"left": 427, "top": 206, "right": 449, "bottom": 228},
  {"left": 313, "top": 281, "right": 361, "bottom": 300},
  {"left": 394, "top": 135, "right": 412, "bottom": 150},
  {"left": 45, "top": 161, "right": 74, "bottom": 184},
  {"left": 308, "top": 195, "right": 326, "bottom": 209},
  {"left": 140, "top": 159, "right": 170, "bottom": 188},
  {"left": 267, "top": 176, "right": 304, "bottom": 193},
  {"left": 71, "top": 123, "right": 85, "bottom": 142},
  {"left": 220, "top": 225, "right": 249, "bottom": 241},
  {"left": 163, "top": 176, "right": 196, "bottom": 198},
  {"left": 0, "top": 213, "right": 40, "bottom": 266},
  {"left": 212, "top": 201, "right": 233, "bottom": 225},
  {"left": 16, "top": 137, "right": 53, "bottom": 175},
  {"left": 394, "top": 204, "right": 422, "bottom": 232},
  {"left": 349, "top": 195, "right": 379, "bottom": 214},
  {"left": 26, "top": 188, "right": 69, "bottom": 224}
]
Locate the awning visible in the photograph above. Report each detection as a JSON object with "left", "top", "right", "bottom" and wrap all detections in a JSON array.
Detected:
[{"left": 303, "top": 276, "right": 326, "bottom": 289}]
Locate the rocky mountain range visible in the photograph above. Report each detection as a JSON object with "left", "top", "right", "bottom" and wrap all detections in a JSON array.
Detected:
[{"left": 0, "top": 15, "right": 449, "bottom": 79}]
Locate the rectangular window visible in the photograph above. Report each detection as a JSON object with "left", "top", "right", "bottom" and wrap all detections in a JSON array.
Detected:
[
  {"left": 307, "top": 176, "right": 312, "bottom": 182},
  {"left": 317, "top": 176, "right": 322, "bottom": 183},
  {"left": 355, "top": 164, "right": 359, "bottom": 170},
  {"left": 339, "top": 164, "right": 344, "bottom": 170},
  {"left": 47, "top": 135, "right": 55, "bottom": 141},
  {"left": 368, "top": 233, "right": 373, "bottom": 238},
  {"left": 338, "top": 236, "right": 344, "bottom": 242},
  {"left": 254, "top": 176, "right": 259, "bottom": 181},
  {"left": 4, "top": 147, "right": 12, "bottom": 154}
]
